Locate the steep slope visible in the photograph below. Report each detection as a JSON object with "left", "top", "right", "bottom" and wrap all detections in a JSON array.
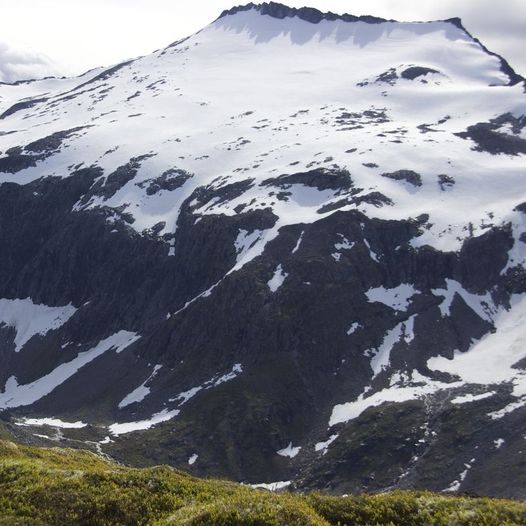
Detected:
[{"left": 0, "top": 2, "right": 525, "bottom": 497}]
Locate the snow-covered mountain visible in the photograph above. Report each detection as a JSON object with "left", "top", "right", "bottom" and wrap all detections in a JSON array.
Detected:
[{"left": 0, "top": 2, "right": 525, "bottom": 497}]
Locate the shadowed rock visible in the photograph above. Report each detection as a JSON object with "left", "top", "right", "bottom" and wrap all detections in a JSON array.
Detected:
[
  {"left": 401, "top": 66, "right": 440, "bottom": 80},
  {"left": 382, "top": 169, "right": 422, "bottom": 187},
  {"left": 262, "top": 168, "right": 353, "bottom": 192}
]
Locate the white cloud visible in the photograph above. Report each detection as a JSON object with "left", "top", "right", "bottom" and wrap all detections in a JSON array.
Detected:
[
  {"left": 451, "top": 0, "right": 526, "bottom": 76},
  {"left": 0, "top": 42, "right": 61, "bottom": 83}
]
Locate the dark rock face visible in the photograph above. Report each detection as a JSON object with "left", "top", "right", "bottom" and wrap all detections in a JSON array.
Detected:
[
  {"left": 219, "top": 2, "right": 389, "bottom": 24},
  {"left": 363, "top": 66, "right": 442, "bottom": 88},
  {"left": 0, "top": 128, "right": 89, "bottom": 174},
  {"left": 0, "top": 160, "right": 519, "bottom": 497},
  {"left": 0, "top": 146, "right": 41, "bottom": 174},
  {"left": 262, "top": 168, "right": 353, "bottom": 192},
  {"left": 374, "top": 68, "right": 398, "bottom": 85},
  {"left": 80, "top": 154, "right": 155, "bottom": 203},
  {"left": 0, "top": 97, "right": 48, "bottom": 120},
  {"left": 317, "top": 192, "right": 393, "bottom": 214},
  {"left": 101, "top": 154, "right": 155, "bottom": 199},
  {"left": 88, "top": 208, "right": 517, "bottom": 495},
  {"left": 136, "top": 168, "right": 193, "bottom": 196},
  {"left": 381, "top": 169, "right": 422, "bottom": 187},
  {"left": 438, "top": 174, "right": 455, "bottom": 190},
  {"left": 298, "top": 391, "right": 526, "bottom": 499},
  {"left": 71, "top": 60, "right": 135, "bottom": 92},
  {"left": 189, "top": 178, "right": 256, "bottom": 209},
  {"left": 25, "top": 127, "right": 89, "bottom": 154},
  {"left": 400, "top": 66, "right": 440, "bottom": 80},
  {"left": 456, "top": 113, "right": 526, "bottom": 155}
]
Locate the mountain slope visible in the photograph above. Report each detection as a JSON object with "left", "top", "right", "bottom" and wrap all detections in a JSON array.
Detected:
[{"left": 0, "top": 2, "right": 525, "bottom": 497}]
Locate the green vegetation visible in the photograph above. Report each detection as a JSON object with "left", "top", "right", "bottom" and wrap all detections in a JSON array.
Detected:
[{"left": 0, "top": 439, "right": 525, "bottom": 525}]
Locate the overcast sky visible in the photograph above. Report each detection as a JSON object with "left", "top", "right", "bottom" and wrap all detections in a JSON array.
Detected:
[{"left": 1, "top": 0, "right": 524, "bottom": 83}]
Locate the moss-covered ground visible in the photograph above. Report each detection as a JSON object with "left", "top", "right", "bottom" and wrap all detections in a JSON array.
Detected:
[{"left": 0, "top": 439, "right": 525, "bottom": 525}]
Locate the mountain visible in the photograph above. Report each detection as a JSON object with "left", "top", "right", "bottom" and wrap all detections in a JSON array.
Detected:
[{"left": 0, "top": 1, "right": 525, "bottom": 498}]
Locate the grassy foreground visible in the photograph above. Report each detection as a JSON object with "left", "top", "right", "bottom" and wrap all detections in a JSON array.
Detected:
[{"left": 0, "top": 440, "right": 525, "bottom": 525}]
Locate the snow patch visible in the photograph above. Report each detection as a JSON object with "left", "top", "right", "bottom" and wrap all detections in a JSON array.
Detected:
[
  {"left": 488, "top": 397, "right": 526, "bottom": 420},
  {"left": 332, "top": 294, "right": 526, "bottom": 427},
  {"left": 335, "top": 235, "right": 354, "bottom": 252},
  {"left": 235, "top": 229, "right": 263, "bottom": 263},
  {"left": 347, "top": 323, "right": 361, "bottom": 335},
  {"left": 267, "top": 264, "right": 288, "bottom": 293},
  {"left": 330, "top": 371, "right": 462, "bottom": 426},
  {"left": 451, "top": 392, "right": 495, "bottom": 404},
  {"left": 15, "top": 417, "right": 87, "bottom": 429},
  {"left": 292, "top": 231, "right": 304, "bottom": 254},
  {"left": 277, "top": 442, "right": 301, "bottom": 458},
  {"left": 314, "top": 434, "right": 338, "bottom": 455},
  {"left": 214, "top": 363, "right": 243, "bottom": 386},
  {"left": 443, "top": 458, "right": 475, "bottom": 492},
  {"left": 250, "top": 481, "right": 292, "bottom": 491},
  {"left": 431, "top": 279, "right": 496, "bottom": 322},
  {"left": 0, "top": 298, "right": 77, "bottom": 352},
  {"left": 173, "top": 386, "right": 203, "bottom": 405},
  {"left": 367, "top": 316, "right": 416, "bottom": 377},
  {"left": 169, "top": 364, "right": 243, "bottom": 405},
  {"left": 494, "top": 438, "right": 505, "bottom": 449},
  {"left": 366, "top": 284, "right": 417, "bottom": 311},
  {"left": 118, "top": 364, "right": 162, "bottom": 409},
  {"left": 0, "top": 330, "right": 140, "bottom": 409},
  {"left": 332, "top": 234, "right": 355, "bottom": 261},
  {"left": 109, "top": 408, "right": 179, "bottom": 435},
  {"left": 363, "top": 239, "right": 380, "bottom": 262},
  {"left": 428, "top": 295, "right": 526, "bottom": 396}
]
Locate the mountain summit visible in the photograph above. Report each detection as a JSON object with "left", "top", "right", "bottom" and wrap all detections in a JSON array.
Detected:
[
  {"left": 219, "top": 2, "right": 390, "bottom": 24},
  {"left": 217, "top": 1, "right": 523, "bottom": 86},
  {"left": 0, "top": 4, "right": 525, "bottom": 497}
]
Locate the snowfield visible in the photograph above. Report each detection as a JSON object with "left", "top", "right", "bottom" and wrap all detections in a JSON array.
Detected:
[{"left": 0, "top": 9, "right": 523, "bottom": 258}]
